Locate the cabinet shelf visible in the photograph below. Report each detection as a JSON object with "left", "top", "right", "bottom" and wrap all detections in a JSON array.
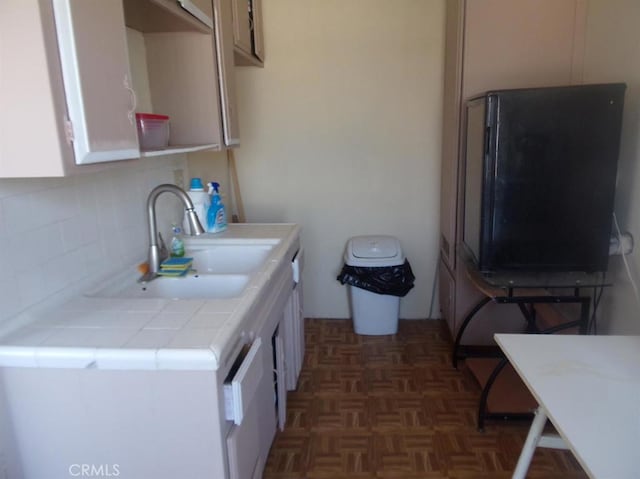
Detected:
[
  {"left": 123, "top": 0, "right": 211, "bottom": 34},
  {"left": 140, "top": 143, "right": 220, "bottom": 157}
]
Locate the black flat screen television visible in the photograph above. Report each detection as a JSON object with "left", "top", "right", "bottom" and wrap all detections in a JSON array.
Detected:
[{"left": 462, "top": 83, "right": 626, "bottom": 274}]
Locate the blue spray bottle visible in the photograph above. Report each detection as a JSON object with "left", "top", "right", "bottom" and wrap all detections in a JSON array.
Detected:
[{"left": 207, "top": 182, "right": 228, "bottom": 233}]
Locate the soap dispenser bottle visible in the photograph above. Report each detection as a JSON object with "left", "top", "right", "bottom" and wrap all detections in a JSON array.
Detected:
[
  {"left": 170, "top": 224, "right": 185, "bottom": 257},
  {"left": 207, "top": 182, "right": 228, "bottom": 233}
]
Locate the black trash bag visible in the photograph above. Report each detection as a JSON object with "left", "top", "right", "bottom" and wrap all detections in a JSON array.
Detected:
[{"left": 336, "top": 259, "right": 415, "bottom": 297}]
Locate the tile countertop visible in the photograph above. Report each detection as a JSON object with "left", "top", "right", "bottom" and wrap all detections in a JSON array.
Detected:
[{"left": 0, "top": 224, "right": 300, "bottom": 371}]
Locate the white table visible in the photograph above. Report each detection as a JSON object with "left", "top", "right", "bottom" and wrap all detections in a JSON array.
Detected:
[{"left": 494, "top": 334, "right": 640, "bottom": 479}]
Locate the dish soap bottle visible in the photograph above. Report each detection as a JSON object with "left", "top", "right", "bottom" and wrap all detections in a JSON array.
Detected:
[
  {"left": 207, "top": 182, "right": 228, "bottom": 233},
  {"left": 170, "top": 224, "right": 185, "bottom": 257}
]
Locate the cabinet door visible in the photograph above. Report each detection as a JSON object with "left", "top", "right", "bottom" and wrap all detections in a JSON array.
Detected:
[
  {"left": 439, "top": 0, "right": 464, "bottom": 269},
  {"left": 274, "top": 327, "right": 287, "bottom": 431},
  {"left": 1, "top": 1, "right": 71, "bottom": 177},
  {"left": 283, "top": 286, "right": 304, "bottom": 391},
  {"left": 52, "top": 0, "right": 139, "bottom": 165},
  {"left": 292, "top": 285, "right": 304, "bottom": 383},
  {"left": 231, "top": 0, "right": 252, "bottom": 56},
  {"left": 226, "top": 396, "right": 261, "bottom": 479},
  {"left": 213, "top": 0, "right": 241, "bottom": 145},
  {"left": 255, "top": 341, "right": 277, "bottom": 468},
  {"left": 251, "top": 0, "right": 264, "bottom": 62},
  {"left": 462, "top": 0, "right": 585, "bottom": 97}
]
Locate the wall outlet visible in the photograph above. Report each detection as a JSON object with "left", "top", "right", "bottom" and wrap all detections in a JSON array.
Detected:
[
  {"left": 609, "top": 232, "right": 634, "bottom": 255},
  {"left": 173, "top": 169, "right": 184, "bottom": 189}
]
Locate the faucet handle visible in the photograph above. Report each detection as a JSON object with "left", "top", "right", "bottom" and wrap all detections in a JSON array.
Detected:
[{"left": 158, "top": 232, "right": 169, "bottom": 263}]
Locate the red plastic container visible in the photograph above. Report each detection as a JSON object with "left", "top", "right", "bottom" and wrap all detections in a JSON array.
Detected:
[{"left": 135, "top": 113, "right": 170, "bottom": 150}]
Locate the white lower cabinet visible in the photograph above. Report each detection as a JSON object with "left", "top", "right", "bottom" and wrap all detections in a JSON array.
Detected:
[
  {"left": 222, "top": 246, "right": 304, "bottom": 478},
  {"left": 0, "top": 236, "right": 303, "bottom": 479}
]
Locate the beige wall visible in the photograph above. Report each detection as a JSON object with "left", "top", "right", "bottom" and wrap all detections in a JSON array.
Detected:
[
  {"left": 582, "top": 0, "right": 640, "bottom": 333},
  {"left": 231, "top": 0, "right": 445, "bottom": 319}
]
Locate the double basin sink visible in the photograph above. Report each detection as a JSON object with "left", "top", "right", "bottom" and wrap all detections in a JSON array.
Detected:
[{"left": 88, "top": 239, "right": 279, "bottom": 300}]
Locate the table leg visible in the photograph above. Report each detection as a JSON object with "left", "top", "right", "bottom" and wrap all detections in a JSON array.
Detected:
[{"left": 512, "top": 406, "right": 547, "bottom": 479}]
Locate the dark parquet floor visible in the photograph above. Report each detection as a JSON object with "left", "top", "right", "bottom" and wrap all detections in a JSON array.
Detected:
[{"left": 263, "top": 318, "right": 587, "bottom": 479}]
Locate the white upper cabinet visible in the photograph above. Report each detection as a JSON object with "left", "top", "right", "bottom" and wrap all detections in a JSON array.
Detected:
[
  {"left": 0, "top": 0, "right": 239, "bottom": 177},
  {"left": 231, "top": 0, "right": 253, "bottom": 57},
  {"left": 231, "top": 0, "right": 265, "bottom": 66},
  {"left": 1, "top": 1, "right": 78, "bottom": 177},
  {"left": 251, "top": 0, "right": 264, "bottom": 63},
  {"left": 52, "top": 0, "right": 139, "bottom": 165}
]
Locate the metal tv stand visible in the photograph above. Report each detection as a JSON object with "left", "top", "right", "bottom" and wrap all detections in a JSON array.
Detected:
[{"left": 452, "top": 256, "right": 609, "bottom": 431}]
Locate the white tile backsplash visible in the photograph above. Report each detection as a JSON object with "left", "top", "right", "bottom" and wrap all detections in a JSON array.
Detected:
[
  {"left": 0, "top": 277, "right": 22, "bottom": 321},
  {"left": 2, "top": 192, "right": 35, "bottom": 234},
  {"left": 40, "top": 328, "right": 94, "bottom": 348},
  {"left": 61, "top": 212, "right": 99, "bottom": 252},
  {"left": 0, "top": 155, "right": 187, "bottom": 325},
  {"left": 1, "top": 326, "right": 54, "bottom": 346}
]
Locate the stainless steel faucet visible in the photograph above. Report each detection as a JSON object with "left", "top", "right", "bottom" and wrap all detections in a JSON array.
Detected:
[{"left": 141, "top": 184, "right": 205, "bottom": 282}]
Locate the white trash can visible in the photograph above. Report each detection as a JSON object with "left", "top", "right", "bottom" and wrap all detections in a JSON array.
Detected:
[{"left": 344, "top": 235, "right": 404, "bottom": 335}]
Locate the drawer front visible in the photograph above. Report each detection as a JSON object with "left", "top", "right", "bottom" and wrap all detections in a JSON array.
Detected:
[{"left": 225, "top": 337, "right": 263, "bottom": 425}]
